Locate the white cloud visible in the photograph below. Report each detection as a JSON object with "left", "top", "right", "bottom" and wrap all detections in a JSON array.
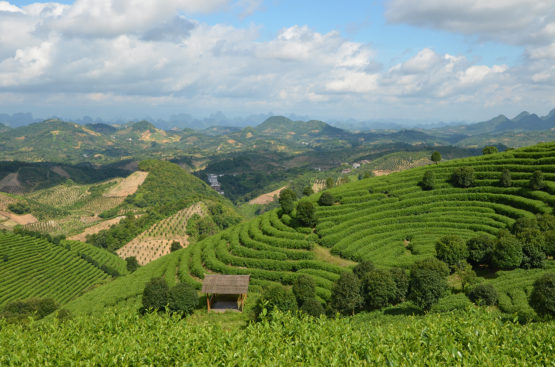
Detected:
[{"left": 0, "top": 0, "right": 552, "bottom": 120}]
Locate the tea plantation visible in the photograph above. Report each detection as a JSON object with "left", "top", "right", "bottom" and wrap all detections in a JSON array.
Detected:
[{"left": 64, "top": 142, "right": 555, "bottom": 316}]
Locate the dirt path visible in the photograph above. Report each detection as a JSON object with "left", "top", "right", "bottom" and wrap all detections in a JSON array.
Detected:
[
  {"left": 248, "top": 186, "right": 286, "bottom": 205},
  {"left": 104, "top": 171, "right": 148, "bottom": 197},
  {"left": 69, "top": 216, "right": 125, "bottom": 242}
]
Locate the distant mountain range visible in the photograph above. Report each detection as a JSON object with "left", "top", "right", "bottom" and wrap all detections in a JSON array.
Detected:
[{"left": 0, "top": 109, "right": 553, "bottom": 164}]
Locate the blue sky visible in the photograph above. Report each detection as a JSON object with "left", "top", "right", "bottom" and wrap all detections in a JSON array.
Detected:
[{"left": 1, "top": 0, "right": 554, "bottom": 123}]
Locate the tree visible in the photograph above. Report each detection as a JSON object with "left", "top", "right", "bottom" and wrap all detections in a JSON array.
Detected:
[
  {"left": 302, "top": 185, "right": 314, "bottom": 196},
  {"left": 451, "top": 167, "right": 475, "bottom": 188},
  {"left": 499, "top": 168, "right": 512, "bottom": 187},
  {"left": 482, "top": 146, "right": 498, "bottom": 155},
  {"left": 7, "top": 202, "right": 30, "bottom": 215},
  {"left": 389, "top": 268, "right": 409, "bottom": 304},
  {"left": 279, "top": 188, "right": 297, "bottom": 215},
  {"left": 318, "top": 192, "right": 335, "bottom": 206},
  {"left": 126, "top": 256, "right": 139, "bottom": 272},
  {"left": 467, "top": 284, "right": 498, "bottom": 306},
  {"left": 430, "top": 151, "right": 442, "bottom": 164},
  {"left": 512, "top": 217, "right": 539, "bottom": 236},
  {"left": 454, "top": 261, "right": 478, "bottom": 291},
  {"left": 544, "top": 230, "right": 555, "bottom": 257},
  {"left": 300, "top": 298, "right": 324, "bottom": 317},
  {"left": 361, "top": 270, "right": 398, "bottom": 311},
  {"left": 529, "top": 170, "right": 545, "bottom": 190},
  {"left": 330, "top": 272, "right": 363, "bottom": 315},
  {"left": 536, "top": 214, "right": 555, "bottom": 232},
  {"left": 491, "top": 234, "right": 522, "bottom": 270},
  {"left": 142, "top": 277, "right": 170, "bottom": 311},
  {"left": 352, "top": 261, "right": 375, "bottom": 280},
  {"left": 296, "top": 201, "right": 317, "bottom": 227},
  {"left": 408, "top": 268, "right": 447, "bottom": 312},
  {"left": 170, "top": 241, "right": 182, "bottom": 252},
  {"left": 529, "top": 273, "right": 555, "bottom": 317},
  {"left": 421, "top": 171, "right": 435, "bottom": 190},
  {"left": 292, "top": 275, "right": 316, "bottom": 306},
  {"left": 169, "top": 282, "right": 198, "bottom": 315},
  {"left": 410, "top": 258, "right": 450, "bottom": 278},
  {"left": 325, "top": 177, "right": 335, "bottom": 189},
  {"left": 521, "top": 240, "right": 546, "bottom": 269},
  {"left": 466, "top": 235, "right": 495, "bottom": 265},
  {"left": 254, "top": 285, "right": 297, "bottom": 320},
  {"left": 435, "top": 235, "right": 468, "bottom": 268}
]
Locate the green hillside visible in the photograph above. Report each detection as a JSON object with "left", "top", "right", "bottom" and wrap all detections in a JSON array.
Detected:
[
  {"left": 65, "top": 141, "right": 555, "bottom": 315},
  {"left": 0, "top": 232, "right": 121, "bottom": 307}
]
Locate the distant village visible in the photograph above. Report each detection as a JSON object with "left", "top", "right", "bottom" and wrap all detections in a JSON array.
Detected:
[{"left": 207, "top": 174, "right": 225, "bottom": 195}]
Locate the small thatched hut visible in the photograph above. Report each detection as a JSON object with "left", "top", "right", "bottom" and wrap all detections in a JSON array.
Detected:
[{"left": 202, "top": 275, "right": 250, "bottom": 312}]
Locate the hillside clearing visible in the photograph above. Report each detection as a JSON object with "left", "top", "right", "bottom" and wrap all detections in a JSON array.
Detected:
[
  {"left": 104, "top": 171, "right": 148, "bottom": 197},
  {"left": 248, "top": 186, "right": 285, "bottom": 205},
  {"left": 69, "top": 216, "right": 126, "bottom": 242}
]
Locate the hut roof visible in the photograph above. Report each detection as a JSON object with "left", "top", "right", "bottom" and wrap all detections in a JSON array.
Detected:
[{"left": 202, "top": 275, "right": 250, "bottom": 294}]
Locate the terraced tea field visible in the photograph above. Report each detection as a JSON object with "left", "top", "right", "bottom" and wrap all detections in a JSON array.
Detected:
[
  {"left": 316, "top": 143, "right": 554, "bottom": 268},
  {"left": 116, "top": 203, "right": 205, "bottom": 265},
  {"left": 65, "top": 142, "right": 555, "bottom": 315},
  {"left": 0, "top": 232, "right": 112, "bottom": 307}
]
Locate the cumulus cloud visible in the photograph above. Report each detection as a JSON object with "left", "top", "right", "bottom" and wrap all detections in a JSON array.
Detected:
[{"left": 0, "top": 0, "right": 552, "bottom": 120}]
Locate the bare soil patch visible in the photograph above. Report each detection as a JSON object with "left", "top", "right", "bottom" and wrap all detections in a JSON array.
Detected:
[
  {"left": 249, "top": 186, "right": 285, "bottom": 205},
  {"left": 50, "top": 166, "right": 71, "bottom": 178},
  {"left": 104, "top": 171, "right": 148, "bottom": 197},
  {"left": 0, "top": 211, "right": 38, "bottom": 226},
  {"left": 69, "top": 216, "right": 125, "bottom": 242}
]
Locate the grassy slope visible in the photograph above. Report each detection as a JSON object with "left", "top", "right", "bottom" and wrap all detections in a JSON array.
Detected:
[{"left": 65, "top": 141, "right": 555, "bottom": 316}]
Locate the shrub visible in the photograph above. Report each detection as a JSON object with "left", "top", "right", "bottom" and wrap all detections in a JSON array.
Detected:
[
  {"left": 352, "top": 261, "right": 375, "bottom": 280},
  {"left": 1, "top": 298, "right": 58, "bottom": 320},
  {"left": 330, "top": 272, "right": 363, "bottom": 315},
  {"left": 512, "top": 217, "right": 539, "bottom": 236},
  {"left": 499, "top": 168, "right": 512, "bottom": 187},
  {"left": 529, "top": 273, "right": 555, "bottom": 317},
  {"left": 529, "top": 170, "right": 545, "bottom": 190},
  {"left": 279, "top": 189, "right": 297, "bottom": 215},
  {"left": 521, "top": 241, "right": 546, "bottom": 269},
  {"left": 142, "top": 277, "right": 170, "bottom": 311},
  {"left": 292, "top": 275, "right": 316, "bottom": 306},
  {"left": 482, "top": 146, "right": 498, "bottom": 155},
  {"left": 420, "top": 171, "right": 435, "bottom": 190},
  {"left": 300, "top": 298, "right": 324, "bottom": 317},
  {"left": 254, "top": 285, "right": 297, "bottom": 320},
  {"left": 170, "top": 241, "right": 183, "bottom": 252},
  {"left": 411, "top": 258, "right": 450, "bottom": 278},
  {"left": 435, "top": 235, "right": 468, "bottom": 267},
  {"left": 466, "top": 284, "right": 498, "bottom": 306},
  {"left": 430, "top": 151, "right": 441, "bottom": 164},
  {"left": 325, "top": 177, "right": 335, "bottom": 189},
  {"left": 318, "top": 192, "right": 335, "bottom": 206},
  {"left": 454, "top": 261, "right": 478, "bottom": 291},
  {"left": 491, "top": 234, "right": 522, "bottom": 270},
  {"left": 544, "top": 230, "right": 555, "bottom": 257},
  {"left": 302, "top": 185, "right": 314, "bottom": 196},
  {"left": 466, "top": 235, "right": 495, "bottom": 265},
  {"left": 537, "top": 214, "right": 555, "bottom": 232},
  {"left": 296, "top": 201, "right": 317, "bottom": 227},
  {"left": 408, "top": 268, "right": 447, "bottom": 312},
  {"left": 169, "top": 282, "right": 198, "bottom": 315},
  {"left": 126, "top": 256, "right": 139, "bottom": 272},
  {"left": 56, "top": 308, "right": 73, "bottom": 322},
  {"left": 361, "top": 270, "right": 398, "bottom": 311},
  {"left": 7, "top": 201, "right": 30, "bottom": 214},
  {"left": 389, "top": 268, "right": 409, "bottom": 304},
  {"left": 451, "top": 167, "right": 475, "bottom": 188}
]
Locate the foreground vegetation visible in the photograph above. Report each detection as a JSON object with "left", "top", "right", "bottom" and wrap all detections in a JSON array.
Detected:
[{"left": 0, "top": 306, "right": 552, "bottom": 366}]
